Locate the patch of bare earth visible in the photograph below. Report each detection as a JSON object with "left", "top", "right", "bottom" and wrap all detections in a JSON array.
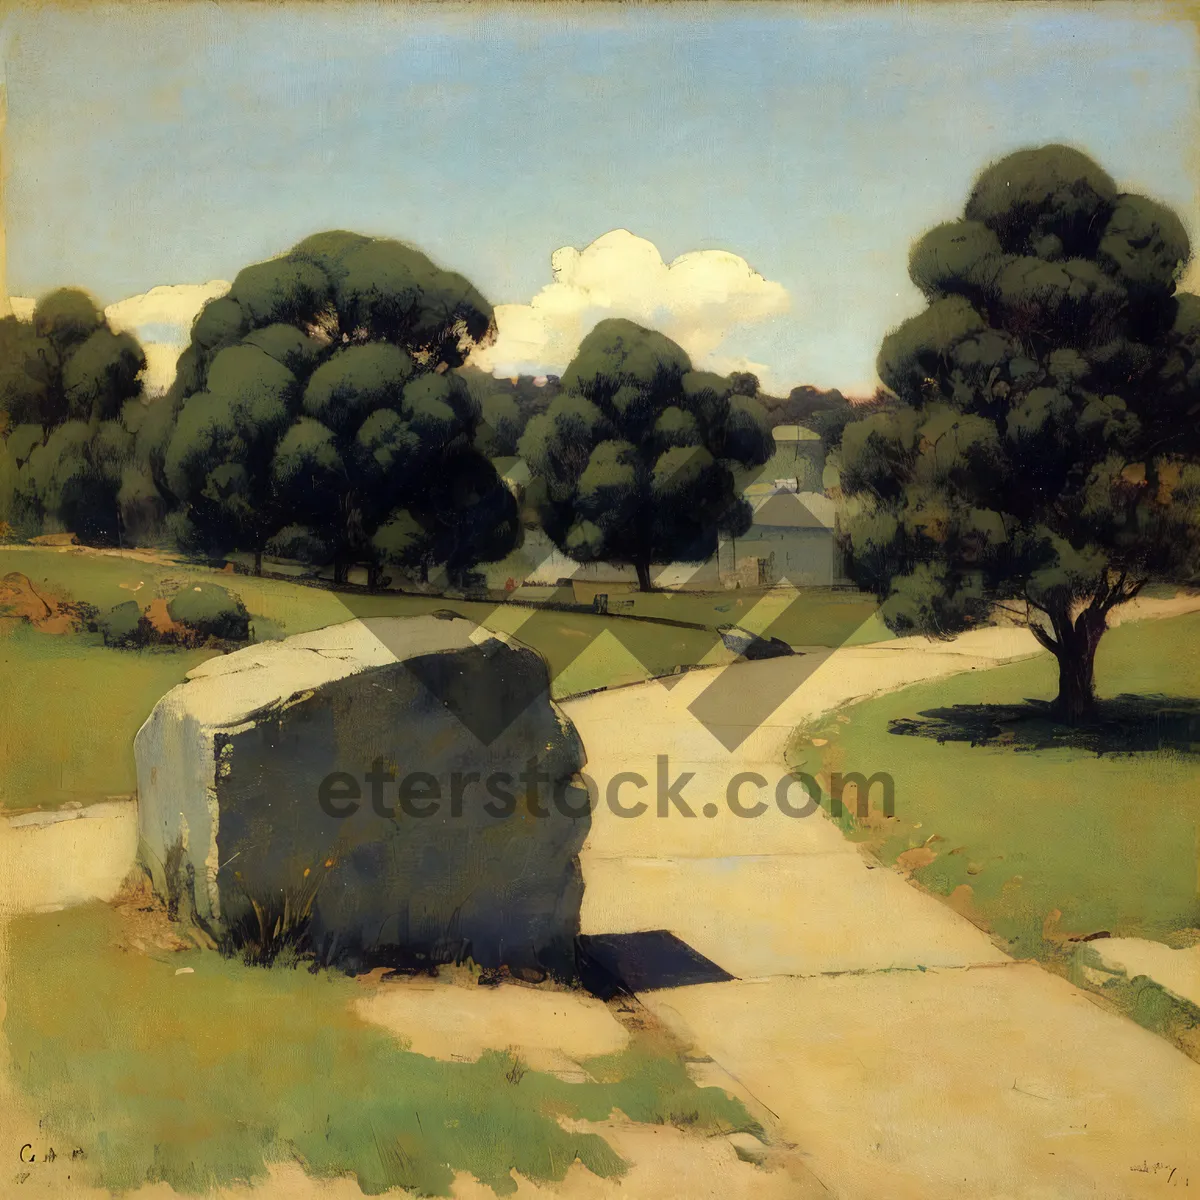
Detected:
[
  {"left": 107, "top": 874, "right": 210, "bottom": 954},
  {"left": 0, "top": 571, "right": 92, "bottom": 636}
]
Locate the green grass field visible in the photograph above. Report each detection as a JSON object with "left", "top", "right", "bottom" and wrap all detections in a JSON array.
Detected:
[
  {"left": 0, "top": 547, "right": 882, "bottom": 813},
  {"left": 564, "top": 585, "right": 887, "bottom": 648},
  {"left": 790, "top": 611, "right": 1200, "bottom": 963},
  {"left": 0, "top": 627, "right": 213, "bottom": 809},
  {"left": 5, "top": 902, "right": 754, "bottom": 1196}
]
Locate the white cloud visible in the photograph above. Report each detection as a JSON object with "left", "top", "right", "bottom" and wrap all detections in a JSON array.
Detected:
[
  {"left": 138, "top": 342, "right": 191, "bottom": 395},
  {"left": 107, "top": 281, "right": 230, "bottom": 394},
  {"left": 104, "top": 280, "right": 230, "bottom": 339},
  {"left": 705, "top": 352, "right": 777, "bottom": 383},
  {"left": 470, "top": 229, "right": 791, "bottom": 384}
]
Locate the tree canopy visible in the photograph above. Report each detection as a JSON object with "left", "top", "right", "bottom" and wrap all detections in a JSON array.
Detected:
[
  {"left": 159, "top": 231, "right": 519, "bottom": 581},
  {"left": 457, "top": 366, "right": 559, "bottom": 457},
  {"left": 833, "top": 144, "right": 1200, "bottom": 721},
  {"left": 0, "top": 290, "right": 152, "bottom": 545},
  {"left": 0, "top": 290, "right": 145, "bottom": 432},
  {"left": 519, "top": 318, "right": 774, "bottom": 590}
]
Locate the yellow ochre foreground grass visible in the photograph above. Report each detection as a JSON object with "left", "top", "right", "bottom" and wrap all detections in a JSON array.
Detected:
[{"left": 3, "top": 900, "right": 756, "bottom": 1197}]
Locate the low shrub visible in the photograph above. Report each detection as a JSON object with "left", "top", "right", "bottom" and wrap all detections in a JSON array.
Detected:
[
  {"left": 93, "top": 583, "right": 251, "bottom": 649},
  {"left": 96, "top": 599, "right": 145, "bottom": 648},
  {"left": 166, "top": 583, "right": 250, "bottom": 643}
]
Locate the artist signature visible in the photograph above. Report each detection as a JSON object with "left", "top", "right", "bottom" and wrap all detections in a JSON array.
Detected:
[
  {"left": 13, "top": 1144, "right": 87, "bottom": 1185},
  {"left": 18, "top": 1145, "right": 85, "bottom": 1164},
  {"left": 1131, "top": 1161, "right": 1190, "bottom": 1186}
]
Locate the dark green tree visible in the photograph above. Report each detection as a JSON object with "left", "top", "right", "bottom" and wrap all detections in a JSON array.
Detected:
[
  {"left": 0, "top": 289, "right": 150, "bottom": 545},
  {"left": 460, "top": 373, "right": 523, "bottom": 456},
  {"left": 519, "top": 318, "right": 774, "bottom": 591},
  {"left": 160, "top": 231, "right": 519, "bottom": 581},
  {"left": 13, "top": 418, "right": 136, "bottom": 545},
  {"left": 0, "top": 290, "right": 145, "bottom": 432},
  {"left": 456, "top": 366, "right": 562, "bottom": 456},
  {"left": 835, "top": 144, "right": 1200, "bottom": 722},
  {"left": 0, "top": 317, "right": 49, "bottom": 432}
]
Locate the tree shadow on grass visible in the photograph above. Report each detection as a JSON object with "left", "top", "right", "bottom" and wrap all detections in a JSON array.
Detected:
[{"left": 888, "top": 694, "right": 1200, "bottom": 756}]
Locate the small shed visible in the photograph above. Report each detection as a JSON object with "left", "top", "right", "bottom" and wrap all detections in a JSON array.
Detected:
[{"left": 719, "top": 487, "right": 848, "bottom": 587}]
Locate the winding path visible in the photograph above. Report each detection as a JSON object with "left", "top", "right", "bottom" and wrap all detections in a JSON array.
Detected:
[{"left": 563, "top": 605, "right": 1200, "bottom": 1199}]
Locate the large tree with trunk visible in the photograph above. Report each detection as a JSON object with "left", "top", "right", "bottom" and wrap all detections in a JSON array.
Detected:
[
  {"left": 519, "top": 318, "right": 774, "bottom": 591},
  {"left": 159, "top": 231, "right": 519, "bottom": 582},
  {"left": 835, "top": 144, "right": 1200, "bottom": 722}
]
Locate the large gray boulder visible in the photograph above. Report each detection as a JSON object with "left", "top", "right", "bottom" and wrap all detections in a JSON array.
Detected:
[{"left": 134, "top": 615, "right": 589, "bottom": 977}]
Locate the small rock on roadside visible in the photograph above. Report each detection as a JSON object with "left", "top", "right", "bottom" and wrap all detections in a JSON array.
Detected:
[
  {"left": 718, "top": 624, "right": 795, "bottom": 661},
  {"left": 727, "top": 1131, "right": 769, "bottom": 1165}
]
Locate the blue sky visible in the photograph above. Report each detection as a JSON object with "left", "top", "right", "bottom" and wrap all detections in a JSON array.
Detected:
[{"left": 3, "top": 2, "right": 1198, "bottom": 391}]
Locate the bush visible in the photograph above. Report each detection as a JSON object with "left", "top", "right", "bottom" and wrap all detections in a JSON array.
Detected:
[
  {"left": 96, "top": 600, "right": 145, "bottom": 648},
  {"left": 167, "top": 583, "right": 250, "bottom": 643},
  {"left": 265, "top": 523, "right": 331, "bottom": 566}
]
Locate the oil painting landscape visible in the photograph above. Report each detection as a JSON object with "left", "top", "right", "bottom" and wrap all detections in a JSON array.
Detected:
[{"left": 0, "top": 3, "right": 1198, "bottom": 1197}]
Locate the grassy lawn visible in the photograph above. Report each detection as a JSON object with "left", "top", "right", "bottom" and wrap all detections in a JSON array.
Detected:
[
  {"left": 0, "top": 626, "right": 214, "bottom": 810},
  {"left": 789, "top": 610, "right": 1200, "bottom": 1043},
  {"left": 4, "top": 902, "right": 754, "bottom": 1196},
  {"left": 603, "top": 586, "right": 888, "bottom": 648},
  {"left": 0, "top": 547, "right": 883, "bottom": 813}
]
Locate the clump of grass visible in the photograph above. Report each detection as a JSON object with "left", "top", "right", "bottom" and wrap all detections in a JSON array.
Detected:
[
  {"left": 504, "top": 1050, "right": 528, "bottom": 1086},
  {"left": 219, "top": 861, "right": 331, "bottom": 967},
  {"left": 161, "top": 837, "right": 190, "bottom": 923},
  {"left": 165, "top": 582, "right": 251, "bottom": 644}
]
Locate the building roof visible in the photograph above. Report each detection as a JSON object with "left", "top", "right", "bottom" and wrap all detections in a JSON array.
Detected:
[{"left": 748, "top": 487, "right": 837, "bottom": 530}]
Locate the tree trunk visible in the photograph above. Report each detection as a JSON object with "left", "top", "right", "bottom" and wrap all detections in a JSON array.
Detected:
[
  {"left": 635, "top": 560, "right": 652, "bottom": 593},
  {"left": 1031, "top": 575, "right": 1145, "bottom": 726},
  {"left": 253, "top": 549, "right": 262, "bottom": 577},
  {"left": 1050, "top": 610, "right": 1105, "bottom": 725},
  {"left": 1053, "top": 644, "right": 1098, "bottom": 724},
  {"left": 333, "top": 560, "right": 349, "bottom": 587}
]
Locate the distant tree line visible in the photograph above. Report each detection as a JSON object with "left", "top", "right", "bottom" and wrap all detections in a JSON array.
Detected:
[
  {"left": 0, "top": 231, "right": 777, "bottom": 590},
  {"left": 8, "top": 143, "right": 1199, "bottom": 727},
  {"left": 458, "top": 368, "right": 859, "bottom": 456}
]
